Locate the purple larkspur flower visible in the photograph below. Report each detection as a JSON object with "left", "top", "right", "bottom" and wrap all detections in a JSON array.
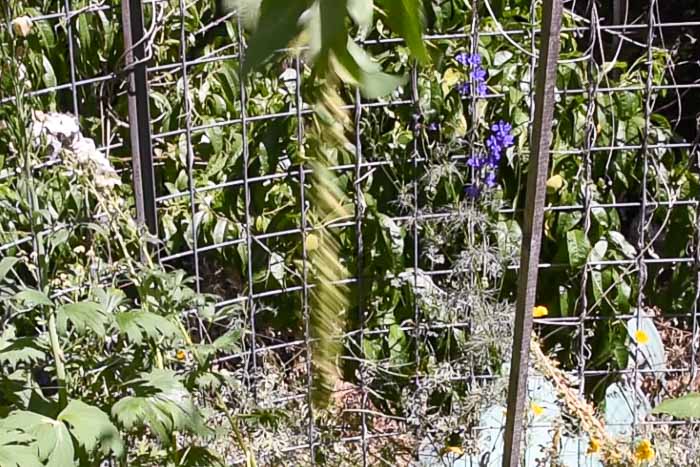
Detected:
[
  {"left": 474, "top": 80, "right": 487, "bottom": 96},
  {"left": 428, "top": 122, "right": 439, "bottom": 131},
  {"left": 464, "top": 184, "right": 481, "bottom": 199},
  {"left": 471, "top": 67, "right": 487, "bottom": 82},
  {"left": 484, "top": 171, "right": 498, "bottom": 188},
  {"left": 467, "top": 53, "right": 482, "bottom": 66},
  {"left": 455, "top": 52, "right": 470, "bottom": 66},
  {"left": 492, "top": 120, "right": 513, "bottom": 136},
  {"left": 486, "top": 134, "right": 503, "bottom": 156},
  {"left": 456, "top": 81, "right": 470, "bottom": 97},
  {"left": 467, "top": 154, "right": 484, "bottom": 168}
]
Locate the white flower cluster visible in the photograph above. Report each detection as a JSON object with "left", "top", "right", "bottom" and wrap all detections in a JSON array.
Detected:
[{"left": 31, "top": 111, "right": 120, "bottom": 189}]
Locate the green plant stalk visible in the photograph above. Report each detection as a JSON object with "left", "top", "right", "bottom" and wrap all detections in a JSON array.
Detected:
[
  {"left": 48, "top": 310, "right": 68, "bottom": 409},
  {"left": 216, "top": 395, "right": 257, "bottom": 467}
]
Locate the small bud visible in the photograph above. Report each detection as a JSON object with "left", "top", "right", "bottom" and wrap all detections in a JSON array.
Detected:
[
  {"left": 305, "top": 233, "right": 320, "bottom": 251},
  {"left": 546, "top": 174, "right": 564, "bottom": 192},
  {"left": 12, "top": 16, "right": 33, "bottom": 37}
]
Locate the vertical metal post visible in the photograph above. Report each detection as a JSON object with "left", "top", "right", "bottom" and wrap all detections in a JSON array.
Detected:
[
  {"left": 121, "top": 0, "right": 158, "bottom": 237},
  {"left": 502, "top": 1, "right": 563, "bottom": 465}
]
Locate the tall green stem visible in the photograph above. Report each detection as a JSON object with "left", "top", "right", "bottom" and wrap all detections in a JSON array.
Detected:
[{"left": 48, "top": 310, "right": 68, "bottom": 409}]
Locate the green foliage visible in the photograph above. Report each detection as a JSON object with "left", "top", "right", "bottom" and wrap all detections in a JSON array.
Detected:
[
  {"left": 653, "top": 393, "right": 700, "bottom": 420},
  {"left": 0, "top": 0, "right": 697, "bottom": 464}
]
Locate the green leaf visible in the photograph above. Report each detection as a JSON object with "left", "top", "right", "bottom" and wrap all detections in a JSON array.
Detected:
[
  {"left": 114, "top": 310, "right": 180, "bottom": 344},
  {"left": 56, "top": 302, "right": 109, "bottom": 337},
  {"left": 347, "top": 0, "right": 373, "bottom": 33},
  {"left": 58, "top": 400, "right": 123, "bottom": 458},
  {"left": 653, "top": 393, "right": 700, "bottom": 419},
  {"left": 0, "top": 337, "right": 46, "bottom": 367},
  {"left": 335, "top": 38, "right": 407, "bottom": 98},
  {"left": 175, "top": 446, "right": 225, "bottom": 467},
  {"left": 243, "top": 0, "right": 313, "bottom": 73},
  {"left": 320, "top": 0, "right": 348, "bottom": 56},
  {"left": 112, "top": 370, "right": 208, "bottom": 443},
  {"left": 0, "top": 429, "right": 42, "bottom": 467},
  {"left": 1, "top": 411, "right": 75, "bottom": 467},
  {"left": 566, "top": 230, "right": 591, "bottom": 269},
  {"left": 41, "top": 56, "right": 57, "bottom": 89},
  {"left": 197, "top": 330, "right": 242, "bottom": 362},
  {"left": 0, "top": 257, "right": 19, "bottom": 283},
  {"left": 377, "top": 0, "right": 428, "bottom": 63},
  {"left": 14, "top": 289, "right": 53, "bottom": 307}
]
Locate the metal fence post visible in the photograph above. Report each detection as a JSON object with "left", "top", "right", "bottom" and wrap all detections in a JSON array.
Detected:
[
  {"left": 121, "top": 0, "right": 158, "bottom": 238},
  {"left": 502, "top": 1, "right": 564, "bottom": 465}
]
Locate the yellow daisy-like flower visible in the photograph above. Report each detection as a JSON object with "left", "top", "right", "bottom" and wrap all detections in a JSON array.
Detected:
[
  {"left": 634, "top": 329, "right": 650, "bottom": 345},
  {"left": 634, "top": 439, "right": 654, "bottom": 462},
  {"left": 532, "top": 306, "right": 549, "bottom": 318},
  {"left": 586, "top": 438, "right": 601, "bottom": 455},
  {"left": 176, "top": 349, "right": 187, "bottom": 361},
  {"left": 530, "top": 402, "right": 544, "bottom": 417}
]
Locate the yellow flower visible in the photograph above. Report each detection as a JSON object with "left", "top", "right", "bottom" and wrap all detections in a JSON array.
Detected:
[
  {"left": 586, "top": 438, "right": 601, "bottom": 455},
  {"left": 441, "top": 445, "right": 464, "bottom": 456},
  {"left": 634, "top": 439, "right": 654, "bottom": 462},
  {"left": 533, "top": 306, "right": 548, "bottom": 318},
  {"left": 176, "top": 350, "right": 187, "bottom": 361},
  {"left": 546, "top": 174, "right": 564, "bottom": 191},
  {"left": 530, "top": 402, "right": 544, "bottom": 417},
  {"left": 634, "top": 329, "right": 650, "bottom": 345}
]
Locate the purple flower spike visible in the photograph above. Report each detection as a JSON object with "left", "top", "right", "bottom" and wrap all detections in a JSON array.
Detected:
[
  {"left": 471, "top": 67, "right": 487, "bottom": 81},
  {"left": 467, "top": 154, "right": 484, "bottom": 168},
  {"left": 484, "top": 171, "right": 498, "bottom": 188},
  {"left": 467, "top": 54, "right": 482, "bottom": 66},
  {"left": 455, "top": 52, "right": 470, "bottom": 66}
]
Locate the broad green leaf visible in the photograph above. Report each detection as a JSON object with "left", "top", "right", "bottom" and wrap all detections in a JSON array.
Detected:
[
  {"left": 57, "top": 302, "right": 109, "bottom": 337},
  {"left": 334, "top": 38, "right": 407, "bottom": 98},
  {"left": 377, "top": 0, "right": 428, "bottom": 63},
  {"left": 114, "top": 310, "right": 180, "bottom": 344},
  {"left": 14, "top": 289, "right": 52, "bottom": 307},
  {"left": 58, "top": 400, "right": 123, "bottom": 458},
  {"left": 608, "top": 231, "right": 636, "bottom": 258},
  {"left": 0, "top": 337, "right": 46, "bottom": 367},
  {"left": 566, "top": 230, "right": 591, "bottom": 269},
  {"left": 653, "top": 393, "right": 700, "bottom": 419},
  {"left": 197, "top": 330, "right": 242, "bottom": 360},
  {"left": 0, "top": 429, "right": 42, "bottom": 467},
  {"left": 243, "top": 0, "right": 313, "bottom": 73},
  {"left": 320, "top": 0, "right": 348, "bottom": 57},
  {"left": 1, "top": 411, "right": 74, "bottom": 467},
  {"left": 112, "top": 370, "right": 208, "bottom": 443},
  {"left": 493, "top": 50, "right": 513, "bottom": 66},
  {"left": 0, "top": 257, "right": 19, "bottom": 283},
  {"left": 347, "top": 0, "right": 373, "bottom": 34}
]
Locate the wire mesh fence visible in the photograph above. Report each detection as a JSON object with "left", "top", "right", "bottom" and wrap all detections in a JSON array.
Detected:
[{"left": 1, "top": 0, "right": 700, "bottom": 465}]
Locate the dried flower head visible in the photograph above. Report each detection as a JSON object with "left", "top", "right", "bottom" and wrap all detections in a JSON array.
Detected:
[{"left": 12, "top": 16, "right": 33, "bottom": 37}]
